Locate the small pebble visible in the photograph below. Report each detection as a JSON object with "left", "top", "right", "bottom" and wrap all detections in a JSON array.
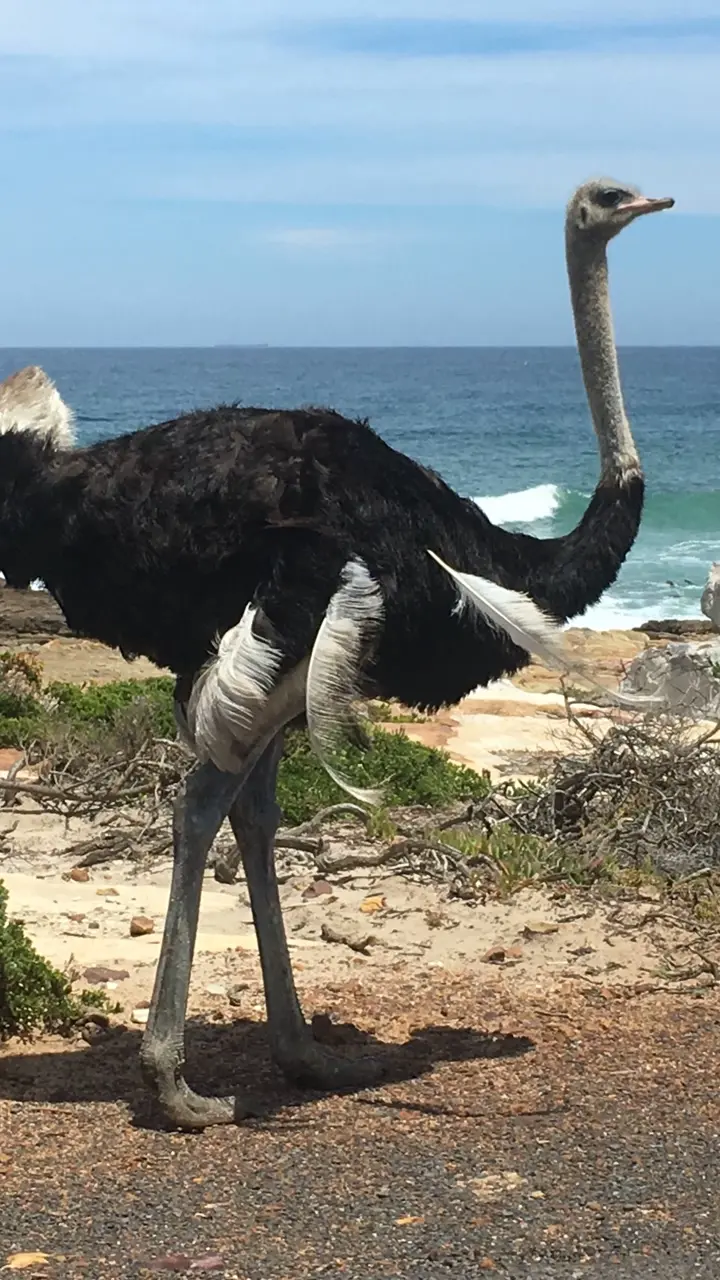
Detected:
[
  {"left": 130, "top": 915, "right": 155, "bottom": 937},
  {"left": 302, "top": 879, "right": 334, "bottom": 899},
  {"left": 83, "top": 966, "right": 129, "bottom": 984},
  {"left": 227, "top": 983, "right": 249, "bottom": 1007},
  {"left": 131, "top": 1006, "right": 150, "bottom": 1025}
]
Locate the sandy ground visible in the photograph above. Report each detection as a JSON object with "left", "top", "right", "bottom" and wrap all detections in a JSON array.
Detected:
[{"left": 1, "top": 801, "right": 714, "bottom": 1032}]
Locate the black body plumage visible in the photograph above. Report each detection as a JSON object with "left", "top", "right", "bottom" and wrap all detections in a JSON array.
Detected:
[{"left": 0, "top": 405, "right": 643, "bottom": 710}]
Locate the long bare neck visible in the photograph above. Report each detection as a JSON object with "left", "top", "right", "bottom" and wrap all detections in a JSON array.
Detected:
[{"left": 566, "top": 233, "right": 639, "bottom": 486}]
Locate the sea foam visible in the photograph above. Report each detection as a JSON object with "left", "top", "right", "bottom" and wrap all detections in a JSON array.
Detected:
[{"left": 473, "top": 482, "right": 562, "bottom": 525}]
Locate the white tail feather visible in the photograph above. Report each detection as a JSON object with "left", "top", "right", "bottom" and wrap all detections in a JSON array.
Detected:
[
  {"left": 428, "top": 550, "right": 570, "bottom": 671},
  {"left": 306, "top": 558, "right": 385, "bottom": 806},
  {"left": 188, "top": 605, "right": 284, "bottom": 772},
  {"left": 0, "top": 366, "right": 75, "bottom": 448},
  {"left": 428, "top": 550, "right": 664, "bottom": 711}
]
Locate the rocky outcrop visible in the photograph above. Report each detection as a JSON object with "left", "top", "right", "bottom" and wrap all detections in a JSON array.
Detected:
[
  {"left": 636, "top": 618, "right": 714, "bottom": 638},
  {"left": 700, "top": 562, "right": 720, "bottom": 631},
  {"left": 621, "top": 640, "right": 720, "bottom": 718},
  {"left": 0, "top": 585, "right": 71, "bottom": 642}
]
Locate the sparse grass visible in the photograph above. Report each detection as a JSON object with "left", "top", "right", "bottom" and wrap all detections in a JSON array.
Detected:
[{"left": 434, "top": 824, "right": 600, "bottom": 896}]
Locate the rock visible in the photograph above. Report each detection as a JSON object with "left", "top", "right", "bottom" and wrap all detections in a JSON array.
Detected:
[
  {"left": 483, "top": 945, "right": 509, "bottom": 964},
  {"left": 320, "top": 921, "right": 375, "bottom": 953},
  {"left": 621, "top": 640, "right": 720, "bottom": 718},
  {"left": 483, "top": 944, "right": 524, "bottom": 964},
  {"left": 83, "top": 966, "right": 130, "bottom": 984},
  {"left": 205, "top": 983, "right": 226, "bottom": 997},
  {"left": 467, "top": 1171, "right": 527, "bottom": 1200},
  {"left": 0, "top": 585, "right": 71, "bottom": 641},
  {"left": 636, "top": 619, "right": 714, "bottom": 637},
  {"left": 227, "top": 982, "right": 249, "bottom": 1007},
  {"left": 69, "top": 867, "right": 90, "bottom": 883},
  {"left": 523, "top": 921, "right": 559, "bottom": 937},
  {"left": 96, "top": 887, "right": 119, "bottom": 897},
  {"left": 131, "top": 1006, "right": 150, "bottom": 1025},
  {"left": 213, "top": 859, "right": 237, "bottom": 885},
  {"left": 638, "top": 885, "right": 662, "bottom": 902},
  {"left": 129, "top": 915, "right": 155, "bottom": 937},
  {"left": 302, "top": 879, "right": 334, "bottom": 899},
  {"left": 81, "top": 1017, "right": 109, "bottom": 1045},
  {"left": 701, "top": 563, "right": 720, "bottom": 630},
  {"left": 5, "top": 1252, "right": 51, "bottom": 1270}
]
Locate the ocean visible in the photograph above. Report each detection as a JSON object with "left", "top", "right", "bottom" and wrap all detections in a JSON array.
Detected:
[{"left": 0, "top": 346, "right": 718, "bottom": 630}]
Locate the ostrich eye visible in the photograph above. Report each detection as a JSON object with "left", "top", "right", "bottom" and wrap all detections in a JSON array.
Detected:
[{"left": 596, "top": 188, "right": 624, "bottom": 208}]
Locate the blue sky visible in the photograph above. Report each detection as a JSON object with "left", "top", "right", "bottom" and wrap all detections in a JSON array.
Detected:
[{"left": 1, "top": 0, "right": 719, "bottom": 346}]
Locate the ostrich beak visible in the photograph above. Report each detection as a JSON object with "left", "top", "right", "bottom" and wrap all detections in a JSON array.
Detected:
[{"left": 619, "top": 195, "right": 675, "bottom": 216}]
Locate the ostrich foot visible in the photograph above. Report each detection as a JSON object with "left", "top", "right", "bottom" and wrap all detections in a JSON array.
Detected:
[{"left": 140, "top": 1046, "right": 265, "bottom": 1130}]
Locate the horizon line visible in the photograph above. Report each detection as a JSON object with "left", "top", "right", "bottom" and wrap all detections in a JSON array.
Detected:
[{"left": 1, "top": 343, "right": 719, "bottom": 352}]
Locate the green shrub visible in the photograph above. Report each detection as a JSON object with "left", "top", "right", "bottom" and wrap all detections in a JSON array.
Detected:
[
  {"left": 0, "top": 676, "right": 177, "bottom": 748},
  {"left": 48, "top": 677, "right": 177, "bottom": 737},
  {"left": 0, "top": 650, "right": 45, "bottom": 722},
  {"left": 0, "top": 880, "right": 106, "bottom": 1039},
  {"left": 276, "top": 724, "right": 490, "bottom": 826}
]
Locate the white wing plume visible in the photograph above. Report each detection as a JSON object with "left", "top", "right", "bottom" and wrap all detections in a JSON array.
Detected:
[{"left": 306, "top": 558, "right": 385, "bottom": 805}]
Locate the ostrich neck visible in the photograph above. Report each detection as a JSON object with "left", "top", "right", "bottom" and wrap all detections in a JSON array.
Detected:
[{"left": 567, "top": 240, "right": 639, "bottom": 486}]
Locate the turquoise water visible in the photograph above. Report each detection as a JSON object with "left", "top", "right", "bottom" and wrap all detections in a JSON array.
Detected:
[{"left": 1, "top": 346, "right": 718, "bottom": 627}]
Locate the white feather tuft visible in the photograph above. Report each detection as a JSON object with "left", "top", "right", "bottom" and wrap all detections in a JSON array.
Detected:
[
  {"left": 306, "top": 558, "right": 385, "bottom": 806},
  {"left": 0, "top": 366, "right": 76, "bottom": 449},
  {"left": 428, "top": 549, "right": 664, "bottom": 711},
  {"left": 187, "top": 605, "right": 284, "bottom": 772}
]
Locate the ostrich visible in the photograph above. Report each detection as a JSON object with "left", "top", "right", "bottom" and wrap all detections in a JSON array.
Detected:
[{"left": 0, "top": 179, "right": 672, "bottom": 1128}]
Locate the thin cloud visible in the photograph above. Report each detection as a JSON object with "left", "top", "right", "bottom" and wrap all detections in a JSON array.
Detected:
[
  {"left": 3, "top": 42, "right": 714, "bottom": 211},
  {"left": 2, "top": 0, "right": 720, "bottom": 58},
  {"left": 280, "top": 16, "right": 720, "bottom": 58}
]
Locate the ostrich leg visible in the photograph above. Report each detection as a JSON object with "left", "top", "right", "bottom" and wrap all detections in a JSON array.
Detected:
[
  {"left": 139, "top": 760, "right": 252, "bottom": 1129},
  {"left": 229, "top": 732, "right": 384, "bottom": 1090}
]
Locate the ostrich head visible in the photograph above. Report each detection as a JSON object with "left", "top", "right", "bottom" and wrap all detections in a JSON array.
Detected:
[
  {"left": 567, "top": 179, "right": 674, "bottom": 242},
  {"left": 0, "top": 365, "right": 75, "bottom": 449}
]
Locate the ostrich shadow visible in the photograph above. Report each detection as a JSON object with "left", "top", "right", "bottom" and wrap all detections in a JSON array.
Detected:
[{"left": 0, "top": 1014, "right": 534, "bottom": 1130}]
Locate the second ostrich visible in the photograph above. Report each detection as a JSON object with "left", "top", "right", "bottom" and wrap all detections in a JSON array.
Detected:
[{"left": 0, "top": 179, "right": 672, "bottom": 1127}]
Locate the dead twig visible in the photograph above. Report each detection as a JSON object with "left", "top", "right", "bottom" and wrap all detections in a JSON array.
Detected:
[
  {"left": 320, "top": 922, "right": 375, "bottom": 953},
  {"left": 283, "top": 804, "right": 370, "bottom": 836},
  {"left": 274, "top": 835, "right": 322, "bottom": 855}
]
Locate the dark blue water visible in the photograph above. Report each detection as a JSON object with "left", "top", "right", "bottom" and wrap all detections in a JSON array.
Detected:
[{"left": 1, "top": 346, "right": 718, "bottom": 625}]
